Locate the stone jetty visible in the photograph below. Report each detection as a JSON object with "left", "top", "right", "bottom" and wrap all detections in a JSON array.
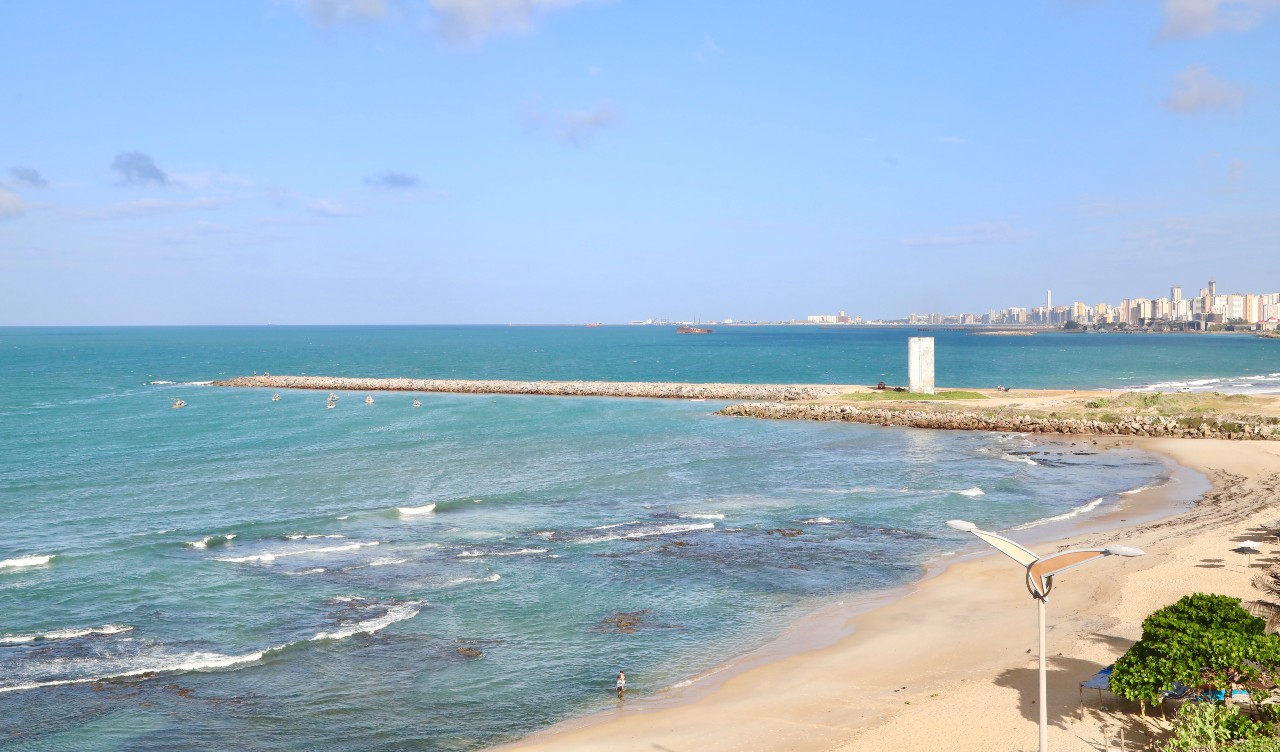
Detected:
[
  {"left": 716, "top": 402, "right": 1280, "bottom": 441},
  {"left": 211, "top": 375, "right": 851, "bottom": 402}
]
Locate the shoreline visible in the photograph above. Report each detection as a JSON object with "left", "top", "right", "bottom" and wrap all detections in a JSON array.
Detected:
[{"left": 489, "top": 437, "right": 1280, "bottom": 752}]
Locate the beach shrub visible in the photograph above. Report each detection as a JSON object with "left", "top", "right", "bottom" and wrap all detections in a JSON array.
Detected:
[
  {"left": 1085, "top": 398, "right": 1110, "bottom": 409},
  {"left": 1161, "top": 702, "right": 1270, "bottom": 751},
  {"left": 1110, "top": 594, "right": 1280, "bottom": 706},
  {"left": 1231, "top": 736, "right": 1280, "bottom": 751}
]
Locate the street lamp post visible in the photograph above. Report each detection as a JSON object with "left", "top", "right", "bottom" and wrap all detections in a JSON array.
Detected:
[{"left": 945, "top": 520, "right": 1144, "bottom": 752}]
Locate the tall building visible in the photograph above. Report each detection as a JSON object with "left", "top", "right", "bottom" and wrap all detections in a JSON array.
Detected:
[
  {"left": 1172, "top": 285, "right": 1182, "bottom": 304},
  {"left": 1209, "top": 280, "right": 1217, "bottom": 298},
  {"left": 1047, "top": 289, "right": 1052, "bottom": 311}
]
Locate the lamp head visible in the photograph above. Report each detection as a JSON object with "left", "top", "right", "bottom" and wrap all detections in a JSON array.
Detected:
[
  {"left": 946, "top": 520, "right": 977, "bottom": 532},
  {"left": 1103, "top": 545, "right": 1145, "bottom": 558}
]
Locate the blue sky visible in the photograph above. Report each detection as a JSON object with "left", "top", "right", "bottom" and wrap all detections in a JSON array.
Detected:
[{"left": 1, "top": 0, "right": 1277, "bottom": 324}]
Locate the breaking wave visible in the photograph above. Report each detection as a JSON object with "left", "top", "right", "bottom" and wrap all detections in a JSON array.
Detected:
[
  {"left": 955, "top": 487, "right": 985, "bottom": 497},
  {"left": 397, "top": 504, "right": 437, "bottom": 517},
  {"left": 215, "top": 542, "right": 380, "bottom": 564},
  {"left": 185, "top": 534, "right": 237, "bottom": 549},
  {"left": 0, "top": 624, "right": 133, "bottom": 645},
  {"left": 0, "top": 554, "right": 54, "bottom": 570},
  {"left": 312, "top": 601, "right": 424, "bottom": 642},
  {"left": 1011, "top": 497, "right": 1105, "bottom": 530}
]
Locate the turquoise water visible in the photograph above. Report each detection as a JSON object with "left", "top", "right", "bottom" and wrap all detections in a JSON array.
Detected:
[{"left": 0, "top": 326, "right": 1241, "bottom": 750}]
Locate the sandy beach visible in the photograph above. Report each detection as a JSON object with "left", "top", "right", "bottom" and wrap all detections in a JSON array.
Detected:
[{"left": 492, "top": 437, "right": 1280, "bottom": 752}]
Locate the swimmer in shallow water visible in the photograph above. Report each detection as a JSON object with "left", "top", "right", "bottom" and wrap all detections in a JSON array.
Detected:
[{"left": 616, "top": 671, "right": 626, "bottom": 695}]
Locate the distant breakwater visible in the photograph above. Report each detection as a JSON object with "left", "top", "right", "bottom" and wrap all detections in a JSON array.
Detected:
[
  {"left": 716, "top": 403, "right": 1280, "bottom": 441},
  {"left": 211, "top": 375, "right": 851, "bottom": 402}
]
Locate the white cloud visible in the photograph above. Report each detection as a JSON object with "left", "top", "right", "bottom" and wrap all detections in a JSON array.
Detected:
[
  {"left": 1164, "top": 65, "right": 1245, "bottom": 113},
  {"left": 296, "top": 0, "right": 389, "bottom": 27},
  {"left": 1228, "top": 158, "right": 1248, "bottom": 182},
  {"left": 87, "top": 197, "right": 230, "bottom": 220},
  {"left": 1160, "top": 0, "right": 1280, "bottom": 38},
  {"left": 428, "top": 0, "right": 595, "bottom": 43},
  {"left": 899, "top": 222, "right": 1031, "bottom": 248},
  {"left": 310, "top": 199, "right": 357, "bottom": 217},
  {"left": 525, "top": 101, "right": 620, "bottom": 145},
  {"left": 0, "top": 188, "right": 25, "bottom": 219}
]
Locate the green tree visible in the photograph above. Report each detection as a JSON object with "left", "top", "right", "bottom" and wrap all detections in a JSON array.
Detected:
[{"left": 1110, "top": 594, "right": 1280, "bottom": 707}]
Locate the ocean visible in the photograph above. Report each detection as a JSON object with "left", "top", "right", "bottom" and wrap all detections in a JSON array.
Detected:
[{"left": 0, "top": 326, "right": 1261, "bottom": 750}]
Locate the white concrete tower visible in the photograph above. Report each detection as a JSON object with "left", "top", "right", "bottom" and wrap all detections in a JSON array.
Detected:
[
  {"left": 1172, "top": 285, "right": 1182, "bottom": 304},
  {"left": 908, "top": 337, "right": 936, "bottom": 395},
  {"left": 1047, "top": 289, "right": 1052, "bottom": 311}
]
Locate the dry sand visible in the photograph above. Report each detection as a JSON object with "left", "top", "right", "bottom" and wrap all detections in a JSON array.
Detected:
[{"left": 493, "top": 438, "right": 1280, "bottom": 752}]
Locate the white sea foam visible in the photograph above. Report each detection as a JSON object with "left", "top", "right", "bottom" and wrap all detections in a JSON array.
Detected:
[
  {"left": 397, "top": 504, "right": 436, "bottom": 516},
  {"left": 284, "top": 534, "right": 344, "bottom": 540},
  {"left": 367, "top": 558, "right": 408, "bottom": 567},
  {"left": 335, "top": 515, "right": 350, "bottom": 520},
  {"left": 592, "top": 521, "right": 641, "bottom": 530},
  {"left": 575, "top": 522, "right": 714, "bottom": 544},
  {"left": 0, "top": 647, "right": 274, "bottom": 694},
  {"left": 955, "top": 487, "right": 986, "bottom": 497},
  {"left": 311, "top": 601, "right": 423, "bottom": 641},
  {"left": 286, "top": 568, "right": 327, "bottom": 575},
  {"left": 0, "top": 555, "right": 54, "bottom": 570},
  {"left": 148, "top": 380, "right": 177, "bottom": 385},
  {"left": 455, "top": 548, "right": 549, "bottom": 558},
  {"left": 441, "top": 573, "right": 502, "bottom": 587},
  {"left": 215, "top": 541, "right": 379, "bottom": 563},
  {"left": 186, "top": 534, "right": 237, "bottom": 549},
  {"left": 1011, "top": 497, "right": 1105, "bottom": 530},
  {"left": 678, "top": 513, "right": 725, "bottom": 520},
  {"left": 0, "top": 624, "right": 133, "bottom": 645},
  {"left": 800, "top": 517, "right": 836, "bottom": 524},
  {"left": 1001, "top": 453, "right": 1038, "bottom": 465}
]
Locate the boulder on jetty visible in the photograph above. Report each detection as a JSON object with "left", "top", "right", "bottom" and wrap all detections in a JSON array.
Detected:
[
  {"left": 211, "top": 375, "right": 851, "bottom": 402},
  {"left": 715, "top": 402, "right": 1280, "bottom": 441}
]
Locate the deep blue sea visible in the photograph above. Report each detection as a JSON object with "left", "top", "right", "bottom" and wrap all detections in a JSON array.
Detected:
[{"left": 0, "top": 326, "right": 1265, "bottom": 751}]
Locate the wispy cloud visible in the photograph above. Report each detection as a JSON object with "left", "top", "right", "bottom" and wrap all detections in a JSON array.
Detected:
[
  {"left": 429, "top": 0, "right": 596, "bottom": 43},
  {"left": 291, "top": 0, "right": 596, "bottom": 43},
  {"left": 86, "top": 197, "right": 230, "bottom": 220},
  {"left": 9, "top": 167, "right": 48, "bottom": 188},
  {"left": 1164, "top": 65, "right": 1244, "bottom": 113},
  {"left": 899, "top": 222, "right": 1032, "bottom": 248},
  {"left": 111, "top": 152, "right": 168, "bottom": 186},
  {"left": 365, "top": 170, "right": 420, "bottom": 189},
  {"left": 294, "top": 0, "right": 390, "bottom": 27},
  {"left": 310, "top": 199, "right": 357, "bottom": 217},
  {"left": 1159, "top": 0, "right": 1280, "bottom": 38},
  {"left": 0, "top": 188, "right": 25, "bottom": 219},
  {"left": 1228, "top": 158, "right": 1248, "bottom": 182},
  {"left": 695, "top": 35, "right": 723, "bottom": 61},
  {"left": 525, "top": 101, "right": 620, "bottom": 145},
  {"left": 168, "top": 171, "right": 254, "bottom": 191}
]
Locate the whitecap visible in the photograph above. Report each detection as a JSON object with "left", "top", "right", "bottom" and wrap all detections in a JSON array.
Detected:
[
  {"left": 1011, "top": 497, "right": 1104, "bottom": 530},
  {"left": 335, "top": 515, "right": 350, "bottom": 520},
  {"left": 455, "top": 548, "right": 549, "bottom": 558},
  {"left": 397, "top": 504, "right": 436, "bottom": 517},
  {"left": 215, "top": 541, "right": 380, "bottom": 564},
  {"left": 0, "top": 625, "right": 133, "bottom": 645},
  {"left": 185, "top": 534, "right": 237, "bottom": 549},
  {"left": 311, "top": 601, "right": 423, "bottom": 642},
  {"left": 148, "top": 380, "right": 177, "bottom": 385},
  {"left": 800, "top": 517, "right": 836, "bottom": 524},
  {"left": 575, "top": 522, "right": 714, "bottom": 545},
  {"left": 284, "top": 534, "right": 344, "bottom": 540},
  {"left": 367, "top": 558, "right": 408, "bottom": 567},
  {"left": 0, "top": 555, "right": 54, "bottom": 570},
  {"left": 592, "top": 521, "right": 641, "bottom": 530},
  {"left": 0, "top": 647, "right": 274, "bottom": 694},
  {"left": 677, "top": 513, "right": 725, "bottom": 520},
  {"left": 1001, "top": 454, "right": 1038, "bottom": 465},
  {"left": 955, "top": 487, "right": 986, "bottom": 497},
  {"left": 440, "top": 573, "right": 502, "bottom": 587}
]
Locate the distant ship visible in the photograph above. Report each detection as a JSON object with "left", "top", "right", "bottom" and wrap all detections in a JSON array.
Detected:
[
  {"left": 271, "top": 394, "right": 281, "bottom": 402},
  {"left": 412, "top": 399, "right": 422, "bottom": 408},
  {"left": 677, "top": 326, "right": 713, "bottom": 334},
  {"left": 365, "top": 395, "right": 375, "bottom": 405},
  {"left": 585, "top": 322, "right": 602, "bottom": 328}
]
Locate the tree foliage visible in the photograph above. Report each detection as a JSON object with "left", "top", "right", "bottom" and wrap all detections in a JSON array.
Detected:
[{"left": 1111, "top": 594, "right": 1280, "bottom": 704}]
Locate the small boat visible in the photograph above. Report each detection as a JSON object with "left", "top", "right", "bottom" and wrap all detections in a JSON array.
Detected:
[
  {"left": 172, "top": 399, "right": 187, "bottom": 408},
  {"left": 690, "top": 398, "right": 706, "bottom": 402},
  {"left": 585, "top": 322, "right": 602, "bottom": 328},
  {"left": 326, "top": 400, "right": 336, "bottom": 409},
  {"left": 412, "top": 399, "right": 422, "bottom": 408},
  {"left": 328, "top": 393, "right": 339, "bottom": 401},
  {"left": 271, "top": 394, "right": 281, "bottom": 402},
  {"left": 677, "top": 325, "right": 713, "bottom": 334},
  {"left": 365, "top": 395, "right": 375, "bottom": 405}
]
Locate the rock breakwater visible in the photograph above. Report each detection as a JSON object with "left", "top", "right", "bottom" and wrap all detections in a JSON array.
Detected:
[
  {"left": 716, "top": 402, "right": 1280, "bottom": 441},
  {"left": 211, "top": 375, "right": 850, "bottom": 402}
]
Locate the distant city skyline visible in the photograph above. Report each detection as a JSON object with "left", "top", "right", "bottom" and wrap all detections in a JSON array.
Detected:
[{"left": 1, "top": 2, "right": 1277, "bottom": 325}]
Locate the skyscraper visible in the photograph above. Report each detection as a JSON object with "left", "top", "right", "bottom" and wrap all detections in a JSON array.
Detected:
[
  {"left": 1172, "top": 285, "right": 1182, "bottom": 304},
  {"left": 1047, "top": 289, "right": 1052, "bottom": 311},
  {"left": 1209, "top": 280, "right": 1217, "bottom": 298}
]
